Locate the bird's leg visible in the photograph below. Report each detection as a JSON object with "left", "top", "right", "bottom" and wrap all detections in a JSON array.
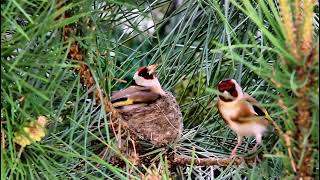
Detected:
[
  {"left": 252, "top": 133, "right": 262, "bottom": 152},
  {"left": 230, "top": 136, "right": 242, "bottom": 158}
]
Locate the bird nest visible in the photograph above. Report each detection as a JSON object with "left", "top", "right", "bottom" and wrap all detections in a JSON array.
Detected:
[{"left": 118, "top": 91, "right": 183, "bottom": 146}]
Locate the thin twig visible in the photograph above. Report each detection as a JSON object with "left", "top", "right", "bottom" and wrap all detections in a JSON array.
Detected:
[
  {"left": 266, "top": 113, "right": 298, "bottom": 172},
  {"left": 284, "top": 131, "right": 297, "bottom": 173},
  {"left": 173, "top": 154, "right": 256, "bottom": 166},
  {"left": 96, "top": 147, "right": 109, "bottom": 168}
]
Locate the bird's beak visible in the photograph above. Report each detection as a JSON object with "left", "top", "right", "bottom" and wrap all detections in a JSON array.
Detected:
[
  {"left": 222, "top": 91, "right": 232, "bottom": 99},
  {"left": 147, "top": 64, "right": 158, "bottom": 74}
]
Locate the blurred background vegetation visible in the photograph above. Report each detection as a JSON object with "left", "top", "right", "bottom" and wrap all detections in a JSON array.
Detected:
[{"left": 1, "top": 0, "right": 319, "bottom": 179}]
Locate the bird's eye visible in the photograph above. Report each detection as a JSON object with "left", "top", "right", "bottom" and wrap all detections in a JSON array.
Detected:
[{"left": 138, "top": 68, "right": 148, "bottom": 76}]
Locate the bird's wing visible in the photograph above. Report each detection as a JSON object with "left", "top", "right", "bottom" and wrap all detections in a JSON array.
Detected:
[
  {"left": 111, "top": 86, "right": 160, "bottom": 107},
  {"left": 235, "top": 97, "right": 270, "bottom": 125},
  {"left": 243, "top": 93, "right": 270, "bottom": 116},
  {"left": 111, "top": 86, "right": 149, "bottom": 101}
]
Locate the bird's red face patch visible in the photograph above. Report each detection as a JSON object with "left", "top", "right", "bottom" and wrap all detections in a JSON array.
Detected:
[
  {"left": 218, "top": 79, "right": 238, "bottom": 98},
  {"left": 137, "top": 66, "right": 155, "bottom": 80}
]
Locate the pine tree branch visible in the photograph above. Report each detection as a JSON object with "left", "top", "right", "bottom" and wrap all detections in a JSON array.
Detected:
[
  {"left": 60, "top": 5, "right": 132, "bottom": 167},
  {"left": 61, "top": 9, "right": 119, "bottom": 120}
]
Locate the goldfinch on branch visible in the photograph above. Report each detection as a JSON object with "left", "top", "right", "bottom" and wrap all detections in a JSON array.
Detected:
[{"left": 217, "top": 79, "right": 270, "bottom": 157}]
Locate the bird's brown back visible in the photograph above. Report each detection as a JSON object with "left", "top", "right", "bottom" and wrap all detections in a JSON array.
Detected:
[
  {"left": 111, "top": 85, "right": 160, "bottom": 103},
  {"left": 218, "top": 98, "right": 269, "bottom": 126}
]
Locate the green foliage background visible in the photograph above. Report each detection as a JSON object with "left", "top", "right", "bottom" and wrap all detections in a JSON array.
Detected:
[{"left": 1, "top": 0, "right": 319, "bottom": 179}]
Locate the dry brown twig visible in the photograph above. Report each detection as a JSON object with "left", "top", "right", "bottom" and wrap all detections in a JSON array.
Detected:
[
  {"left": 284, "top": 131, "right": 297, "bottom": 173},
  {"left": 173, "top": 154, "right": 256, "bottom": 166}
]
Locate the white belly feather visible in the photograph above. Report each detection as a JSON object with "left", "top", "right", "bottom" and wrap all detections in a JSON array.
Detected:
[
  {"left": 219, "top": 100, "right": 266, "bottom": 137},
  {"left": 228, "top": 121, "right": 267, "bottom": 137}
]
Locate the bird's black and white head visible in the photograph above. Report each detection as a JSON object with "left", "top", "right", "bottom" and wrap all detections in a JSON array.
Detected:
[
  {"left": 133, "top": 64, "right": 166, "bottom": 95},
  {"left": 218, "top": 79, "right": 243, "bottom": 102}
]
